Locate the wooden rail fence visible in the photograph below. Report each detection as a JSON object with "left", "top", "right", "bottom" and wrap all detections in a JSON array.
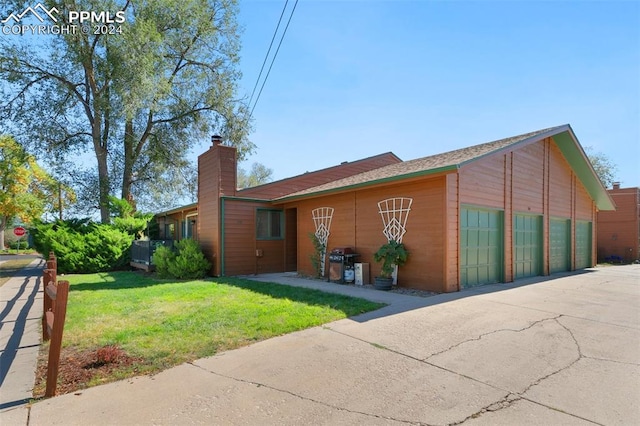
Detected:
[{"left": 41, "top": 252, "right": 70, "bottom": 397}]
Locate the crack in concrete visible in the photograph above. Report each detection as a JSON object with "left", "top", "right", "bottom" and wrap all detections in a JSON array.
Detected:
[
  {"left": 455, "top": 317, "right": 607, "bottom": 425},
  {"left": 185, "top": 312, "right": 626, "bottom": 426},
  {"left": 482, "top": 298, "right": 640, "bottom": 331},
  {"left": 330, "top": 316, "right": 608, "bottom": 425},
  {"left": 581, "top": 356, "right": 640, "bottom": 366},
  {"left": 518, "top": 317, "right": 582, "bottom": 395},
  {"left": 187, "top": 362, "right": 429, "bottom": 425},
  {"left": 423, "top": 315, "right": 563, "bottom": 361},
  {"left": 447, "top": 392, "right": 520, "bottom": 426}
]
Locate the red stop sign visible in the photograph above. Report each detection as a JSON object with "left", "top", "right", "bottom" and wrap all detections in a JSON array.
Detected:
[{"left": 13, "top": 226, "right": 26, "bottom": 237}]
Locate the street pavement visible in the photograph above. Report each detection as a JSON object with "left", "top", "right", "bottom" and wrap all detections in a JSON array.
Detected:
[{"left": 1, "top": 262, "right": 639, "bottom": 425}]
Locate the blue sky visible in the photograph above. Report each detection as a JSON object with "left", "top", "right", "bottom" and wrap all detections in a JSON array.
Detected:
[{"left": 232, "top": 0, "right": 639, "bottom": 187}]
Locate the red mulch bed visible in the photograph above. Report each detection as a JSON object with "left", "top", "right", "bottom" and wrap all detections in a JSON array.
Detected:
[{"left": 33, "top": 345, "right": 145, "bottom": 398}]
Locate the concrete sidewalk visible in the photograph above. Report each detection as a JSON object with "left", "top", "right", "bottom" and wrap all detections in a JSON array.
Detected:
[
  {"left": 0, "top": 256, "right": 44, "bottom": 421},
  {"left": 4, "top": 265, "right": 640, "bottom": 425}
]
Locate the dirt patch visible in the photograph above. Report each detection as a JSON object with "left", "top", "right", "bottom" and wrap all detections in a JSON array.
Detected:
[{"left": 33, "top": 345, "right": 145, "bottom": 398}]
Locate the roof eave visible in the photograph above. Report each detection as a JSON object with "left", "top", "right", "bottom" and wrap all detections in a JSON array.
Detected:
[
  {"left": 275, "top": 165, "right": 458, "bottom": 203},
  {"left": 457, "top": 124, "right": 572, "bottom": 168},
  {"left": 551, "top": 128, "right": 616, "bottom": 211}
]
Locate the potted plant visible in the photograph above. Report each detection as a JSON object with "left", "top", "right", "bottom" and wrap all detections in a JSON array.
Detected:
[{"left": 373, "top": 240, "right": 409, "bottom": 290}]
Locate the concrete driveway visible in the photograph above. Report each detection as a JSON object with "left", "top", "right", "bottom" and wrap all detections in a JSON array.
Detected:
[{"left": 9, "top": 265, "right": 640, "bottom": 425}]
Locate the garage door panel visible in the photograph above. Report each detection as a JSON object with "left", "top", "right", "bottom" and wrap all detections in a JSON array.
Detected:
[
  {"left": 575, "top": 221, "right": 592, "bottom": 270},
  {"left": 550, "top": 219, "right": 570, "bottom": 273},
  {"left": 514, "top": 214, "right": 542, "bottom": 279},
  {"left": 461, "top": 208, "right": 503, "bottom": 288}
]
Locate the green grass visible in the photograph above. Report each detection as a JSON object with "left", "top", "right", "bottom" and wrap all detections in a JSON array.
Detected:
[{"left": 62, "top": 272, "right": 385, "bottom": 371}]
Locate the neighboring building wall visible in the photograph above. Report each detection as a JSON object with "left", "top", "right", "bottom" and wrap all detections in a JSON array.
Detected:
[
  {"left": 155, "top": 206, "right": 198, "bottom": 240},
  {"left": 597, "top": 187, "right": 640, "bottom": 262}
]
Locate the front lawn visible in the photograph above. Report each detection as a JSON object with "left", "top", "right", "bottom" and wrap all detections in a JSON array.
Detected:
[{"left": 34, "top": 271, "right": 384, "bottom": 395}]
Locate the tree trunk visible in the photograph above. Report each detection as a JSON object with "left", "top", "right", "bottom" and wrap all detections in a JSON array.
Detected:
[
  {"left": 121, "top": 119, "right": 135, "bottom": 204},
  {"left": 0, "top": 216, "right": 5, "bottom": 250},
  {"left": 96, "top": 145, "right": 110, "bottom": 223}
]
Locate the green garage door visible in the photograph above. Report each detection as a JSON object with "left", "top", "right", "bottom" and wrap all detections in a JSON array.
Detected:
[
  {"left": 575, "top": 221, "right": 592, "bottom": 269},
  {"left": 514, "top": 214, "right": 542, "bottom": 279},
  {"left": 549, "top": 218, "right": 570, "bottom": 274},
  {"left": 460, "top": 208, "right": 503, "bottom": 288}
]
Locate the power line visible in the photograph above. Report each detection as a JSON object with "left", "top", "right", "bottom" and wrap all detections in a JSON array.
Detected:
[
  {"left": 249, "top": 0, "right": 298, "bottom": 118},
  {"left": 247, "top": 0, "right": 289, "bottom": 109}
]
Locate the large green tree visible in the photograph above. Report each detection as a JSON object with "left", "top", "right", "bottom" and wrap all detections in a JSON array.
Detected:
[
  {"left": 237, "top": 162, "right": 273, "bottom": 189},
  {"left": 0, "top": 135, "right": 73, "bottom": 249},
  {"left": 0, "top": 0, "right": 253, "bottom": 222}
]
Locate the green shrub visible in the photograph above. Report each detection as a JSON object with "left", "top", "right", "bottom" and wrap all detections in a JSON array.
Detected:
[
  {"left": 30, "top": 219, "right": 134, "bottom": 274},
  {"left": 153, "top": 239, "right": 211, "bottom": 279},
  {"left": 152, "top": 245, "right": 175, "bottom": 278},
  {"left": 8, "top": 240, "right": 29, "bottom": 249}
]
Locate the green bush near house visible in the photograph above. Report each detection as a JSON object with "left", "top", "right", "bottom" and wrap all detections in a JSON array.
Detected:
[
  {"left": 30, "top": 219, "right": 134, "bottom": 274},
  {"left": 153, "top": 239, "right": 211, "bottom": 279}
]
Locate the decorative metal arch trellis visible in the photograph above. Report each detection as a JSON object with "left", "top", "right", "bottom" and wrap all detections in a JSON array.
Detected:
[
  {"left": 311, "top": 207, "right": 334, "bottom": 276},
  {"left": 378, "top": 197, "right": 413, "bottom": 243},
  {"left": 377, "top": 197, "right": 413, "bottom": 284}
]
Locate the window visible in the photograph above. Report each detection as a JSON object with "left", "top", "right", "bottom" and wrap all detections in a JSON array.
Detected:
[
  {"left": 256, "top": 209, "right": 283, "bottom": 239},
  {"left": 164, "top": 223, "right": 175, "bottom": 239}
]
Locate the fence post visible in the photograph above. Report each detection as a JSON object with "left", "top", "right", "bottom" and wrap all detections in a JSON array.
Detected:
[
  {"left": 45, "top": 279, "right": 69, "bottom": 398},
  {"left": 42, "top": 253, "right": 57, "bottom": 342}
]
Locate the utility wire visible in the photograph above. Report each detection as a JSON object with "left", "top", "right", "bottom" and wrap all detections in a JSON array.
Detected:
[
  {"left": 249, "top": 0, "right": 298, "bottom": 118},
  {"left": 247, "top": 0, "right": 289, "bottom": 109}
]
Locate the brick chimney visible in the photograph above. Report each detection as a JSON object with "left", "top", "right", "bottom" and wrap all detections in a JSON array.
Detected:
[
  {"left": 612, "top": 182, "right": 620, "bottom": 190},
  {"left": 197, "top": 135, "right": 237, "bottom": 275}
]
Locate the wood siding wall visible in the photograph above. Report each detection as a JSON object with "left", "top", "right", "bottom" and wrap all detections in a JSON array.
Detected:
[
  {"left": 597, "top": 188, "right": 640, "bottom": 262},
  {"left": 222, "top": 199, "right": 286, "bottom": 275},
  {"left": 459, "top": 137, "right": 598, "bottom": 282},
  {"left": 286, "top": 178, "right": 446, "bottom": 292}
]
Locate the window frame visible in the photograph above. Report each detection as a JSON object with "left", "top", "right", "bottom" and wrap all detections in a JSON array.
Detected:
[{"left": 256, "top": 209, "right": 284, "bottom": 240}]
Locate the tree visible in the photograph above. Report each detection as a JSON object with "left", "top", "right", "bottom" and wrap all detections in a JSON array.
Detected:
[
  {"left": 585, "top": 146, "right": 619, "bottom": 189},
  {"left": 0, "top": 135, "right": 74, "bottom": 249},
  {"left": 0, "top": 0, "right": 253, "bottom": 223},
  {"left": 237, "top": 162, "right": 274, "bottom": 189}
]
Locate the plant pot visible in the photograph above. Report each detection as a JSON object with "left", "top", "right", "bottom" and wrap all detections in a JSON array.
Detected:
[{"left": 374, "top": 276, "right": 393, "bottom": 291}]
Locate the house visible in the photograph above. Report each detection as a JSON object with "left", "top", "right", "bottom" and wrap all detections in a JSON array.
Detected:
[
  {"left": 596, "top": 184, "right": 639, "bottom": 263},
  {"left": 155, "top": 124, "right": 615, "bottom": 292}
]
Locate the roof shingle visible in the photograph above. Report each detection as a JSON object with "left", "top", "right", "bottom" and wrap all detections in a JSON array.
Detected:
[{"left": 276, "top": 125, "right": 567, "bottom": 200}]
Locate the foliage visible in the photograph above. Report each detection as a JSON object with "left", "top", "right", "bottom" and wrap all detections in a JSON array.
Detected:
[
  {"left": 0, "top": 0, "right": 253, "bottom": 222},
  {"left": 108, "top": 196, "right": 153, "bottom": 238},
  {"left": 7, "top": 239, "right": 29, "bottom": 250},
  {"left": 30, "top": 219, "right": 134, "bottom": 274},
  {"left": 237, "top": 162, "right": 274, "bottom": 189},
  {"left": 308, "top": 232, "right": 326, "bottom": 278},
  {"left": 55, "top": 272, "right": 384, "bottom": 387},
  {"left": 585, "top": 146, "right": 619, "bottom": 188},
  {"left": 373, "top": 240, "right": 409, "bottom": 278},
  {"left": 0, "top": 135, "right": 75, "bottom": 249},
  {"left": 153, "top": 239, "right": 211, "bottom": 279}
]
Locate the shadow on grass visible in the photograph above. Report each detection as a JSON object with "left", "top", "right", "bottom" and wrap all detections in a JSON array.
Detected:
[
  {"left": 67, "top": 271, "right": 177, "bottom": 291},
  {"left": 216, "top": 277, "right": 386, "bottom": 316}
]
